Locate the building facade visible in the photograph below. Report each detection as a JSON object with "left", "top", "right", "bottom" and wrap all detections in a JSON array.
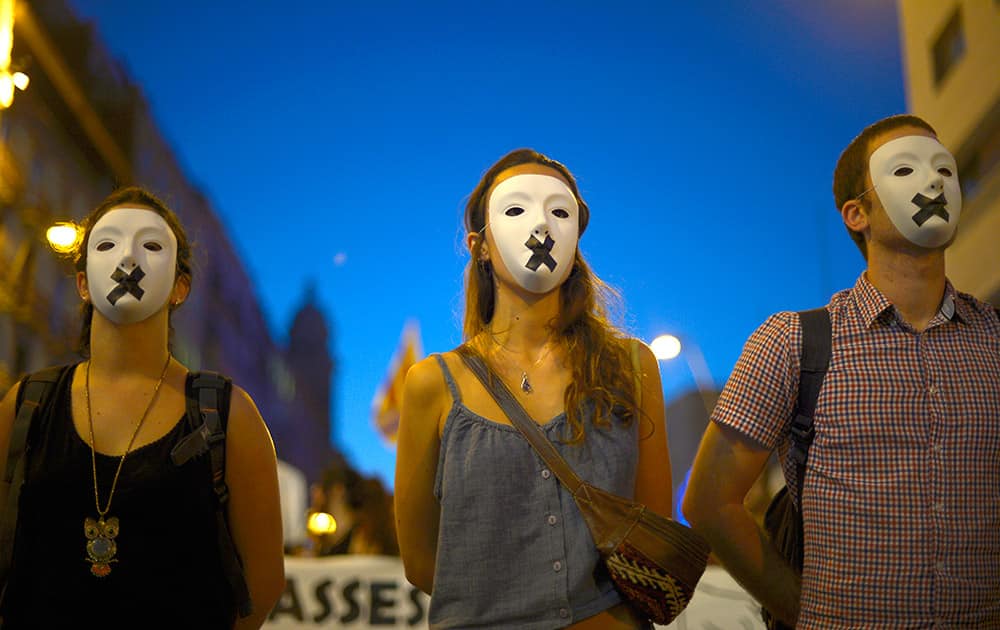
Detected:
[
  {"left": 0, "top": 0, "right": 339, "bottom": 483},
  {"left": 898, "top": 0, "right": 1000, "bottom": 304}
]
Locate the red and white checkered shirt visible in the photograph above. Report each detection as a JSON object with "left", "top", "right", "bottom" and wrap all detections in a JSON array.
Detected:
[{"left": 713, "top": 273, "right": 1000, "bottom": 628}]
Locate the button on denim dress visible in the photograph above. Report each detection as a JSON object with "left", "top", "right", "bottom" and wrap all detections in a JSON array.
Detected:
[{"left": 429, "top": 355, "right": 639, "bottom": 629}]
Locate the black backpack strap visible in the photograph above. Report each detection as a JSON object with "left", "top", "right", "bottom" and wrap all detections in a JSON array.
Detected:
[
  {"left": 170, "top": 372, "right": 229, "bottom": 467},
  {"left": 170, "top": 371, "right": 253, "bottom": 619},
  {"left": 788, "top": 308, "right": 832, "bottom": 503},
  {"left": 1, "top": 366, "right": 67, "bottom": 592}
]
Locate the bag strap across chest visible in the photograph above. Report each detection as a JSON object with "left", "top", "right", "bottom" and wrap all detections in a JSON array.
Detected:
[
  {"left": 456, "top": 347, "right": 645, "bottom": 553},
  {"left": 456, "top": 347, "right": 588, "bottom": 494}
]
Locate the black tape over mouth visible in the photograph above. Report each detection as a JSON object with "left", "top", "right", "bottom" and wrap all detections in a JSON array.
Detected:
[
  {"left": 911, "top": 192, "right": 950, "bottom": 227},
  {"left": 524, "top": 235, "right": 557, "bottom": 272},
  {"left": 106, "top": 266, "right": 145, "bottom": 305}
]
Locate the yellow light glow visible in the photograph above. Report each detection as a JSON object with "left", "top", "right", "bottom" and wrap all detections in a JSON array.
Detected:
[
  {"left": 46, "top": 222, "right": 82, "bottom": 254},
  {"left": 307, "top": 511, "right": 338, "bottom": 536},
  {"left": 0, "top": 0, "right": 12, "bottom": 71},
  {"left": 650, "top": 334, "right": 682, "bottom": 361},
  {"left": 0, "top": 73, "right": 12, "bottom": 109},
  {"left": 12, "top": 70, "right": 26, "bottom": 90}
]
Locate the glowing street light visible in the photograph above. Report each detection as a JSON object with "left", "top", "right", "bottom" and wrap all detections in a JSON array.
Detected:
[
  {"left": 650, "top": 334, "right": 682, "bottom": 361},
  {"left": 650, "top": 332, "right": 715, "bottom": 393},
  {"left": 307, "top": 511, "right": 338, "bottom": 536},
  {"left": 45, "top": 222, "right": 82, "bottom": 254}
]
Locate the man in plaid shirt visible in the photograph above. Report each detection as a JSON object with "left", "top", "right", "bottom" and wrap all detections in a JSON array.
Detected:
[{"left": 682, "top": 114, "right": 1000, "bottom": 628}]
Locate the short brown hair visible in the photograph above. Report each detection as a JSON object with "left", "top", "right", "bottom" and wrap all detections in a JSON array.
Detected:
[{"left": 832, "top": 114, "right": 937, "bottom": 259}]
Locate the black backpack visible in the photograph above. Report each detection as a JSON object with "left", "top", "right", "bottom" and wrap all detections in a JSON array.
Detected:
[
  {"left": 760, "top": 308, "right": 831, "bottom": 630},
  {"left": 0, "top": 367, "right": 252, "bottom": 619}
]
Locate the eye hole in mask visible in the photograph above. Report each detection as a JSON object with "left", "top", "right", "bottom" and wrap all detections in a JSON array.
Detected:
[
  {"left": 144, "top": 242, "right": 163, "bottom": 252},
  {"left": 505, "top": 206, "right": 524, "bottom": 217},
  {"left": 937, "top": 167, "right": 953, "bottom": 177},
  {"left": 552, "top": 208, "right": 569, "bottom": 218},
  {"left": 894, "top": 167, "right": 913, "bottom": 177},
  {"left": 96, "top": 242, "right": 115, "bottom": 252}
]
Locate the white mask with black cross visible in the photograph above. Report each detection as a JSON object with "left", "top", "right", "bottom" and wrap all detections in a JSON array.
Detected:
[
  {"left": 868, "top": 135, "right": 962, "bottom": 248},
  {"left": 486, "top": 174, "right": 580, "bottom": 294},
  {"left": 85, "top": 207, "right": 178, "bottom": 325}
]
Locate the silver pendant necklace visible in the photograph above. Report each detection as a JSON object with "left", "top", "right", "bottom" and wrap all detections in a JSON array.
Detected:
[
  {"left": 520, "top": 372, "right": 533, "bottom": 393},
  {"left": 515, "top": 343, "right": 554, "bottom": 394}
]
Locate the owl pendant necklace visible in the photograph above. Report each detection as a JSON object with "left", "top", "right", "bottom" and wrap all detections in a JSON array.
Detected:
[{"left": 84, "top": 356, "right": 170, "bottom": 577}]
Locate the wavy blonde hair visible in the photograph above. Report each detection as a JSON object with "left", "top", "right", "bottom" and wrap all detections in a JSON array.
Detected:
[{"left": 463, "top": 148, "right": 639, "bottom": 442}]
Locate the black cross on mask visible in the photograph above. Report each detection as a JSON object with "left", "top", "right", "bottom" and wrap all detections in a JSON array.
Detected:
[
  {"left": 106, "top": 266, "right": 145, "bottom": 305},
  {"left": 911, "top": 192, "right": 950, "bottom": 227},
  {"left": 524, "top": 235, "right": 557, "bottom": 272}
]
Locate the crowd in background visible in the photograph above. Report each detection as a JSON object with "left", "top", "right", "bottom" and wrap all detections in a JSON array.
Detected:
[{"left": 288, "top": 461, "right": 399, "bottom": 559}]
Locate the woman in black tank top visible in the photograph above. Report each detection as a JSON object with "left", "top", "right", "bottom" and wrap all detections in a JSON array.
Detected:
[{"left": 0, "top": 187, "right": 285, "bottom": 628}]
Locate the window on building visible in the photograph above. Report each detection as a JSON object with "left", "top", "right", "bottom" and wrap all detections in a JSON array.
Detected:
[
  {"left": 932, "top": 7, "right": 965, "bottom": 87},
  {"left": 958, "top": 119, "right": 1000, "bottom": 202}
]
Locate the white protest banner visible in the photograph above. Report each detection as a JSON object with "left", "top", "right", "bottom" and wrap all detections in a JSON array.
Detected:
[
  {"left": 659, "top": 566, "right": 765, "bottom": 630},
  {"left": 266, "top": 557, "right": 760, "bottom": 629},
  {"left": 266, "top": 556, "right": 429, "bottom": 629}
]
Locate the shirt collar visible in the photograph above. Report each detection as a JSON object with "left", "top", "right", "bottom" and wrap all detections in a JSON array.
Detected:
[
  {"left": 941, "top": 280, "right": 969, "bottom": 324},
  {"left": 853, "top": 273, "right": 967, "bottom": 328},
  {"left": 853, "top": 273, "right": 894, "bottom": 328}
]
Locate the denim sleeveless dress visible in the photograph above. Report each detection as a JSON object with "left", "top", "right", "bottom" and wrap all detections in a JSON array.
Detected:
[{"left": 429, "top": 354, "right": 639, "bottom": 629}]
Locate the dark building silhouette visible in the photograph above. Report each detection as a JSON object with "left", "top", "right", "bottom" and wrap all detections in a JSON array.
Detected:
[
  {"left": 0, "top": 0, "right": 339, "bottom": 485},
  {"left": 279, "top": 287, "right": 339, "bottom": 485}
]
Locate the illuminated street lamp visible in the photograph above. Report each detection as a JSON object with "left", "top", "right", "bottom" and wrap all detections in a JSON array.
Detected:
[
  {"left": 45, "top": 221, "right": 82, "bottom": 254},
  {"left": 306, "top": 511, "right": 338, "bottom": 536},
  {"left": 650, "top": 334, "right": 681, "bottom": 361},
  {"left": 650, "top": 332, "right": 714, "bottom": 392}
]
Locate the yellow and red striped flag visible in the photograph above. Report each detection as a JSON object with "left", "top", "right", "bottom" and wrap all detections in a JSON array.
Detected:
[{"left": 372, "top": 321, "right": 423, "bottom": 444}]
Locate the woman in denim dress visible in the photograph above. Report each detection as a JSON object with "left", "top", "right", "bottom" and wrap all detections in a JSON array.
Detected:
[{"left": 396, "top": 149, "right": 673, "bottom": 629}]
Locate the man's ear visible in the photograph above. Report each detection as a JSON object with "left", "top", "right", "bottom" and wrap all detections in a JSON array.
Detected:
[{"left": 841, "top": 198, "right": 870, "bottom": 235}]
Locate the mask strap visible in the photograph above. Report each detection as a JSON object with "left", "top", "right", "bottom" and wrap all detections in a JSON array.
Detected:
[{"left": 855, "top": 184, "right": 876, "bottom": 201}]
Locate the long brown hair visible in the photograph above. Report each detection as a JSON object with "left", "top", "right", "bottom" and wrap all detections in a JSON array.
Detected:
[{"left": 463, "top": 148, "right": 639, "bottom": 442}]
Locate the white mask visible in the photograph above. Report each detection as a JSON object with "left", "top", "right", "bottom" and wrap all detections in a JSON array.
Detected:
[
  {"left": 487, "top": 174, "right": 580, "bottom": 294},
  {"left": 868, "top": 135, "right": 962, "bottom": 248},
  {"left": 85, "top": 207, "right": 178, "bottom": 325}
]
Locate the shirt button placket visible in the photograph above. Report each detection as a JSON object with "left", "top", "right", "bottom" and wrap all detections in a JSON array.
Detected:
[
  {"left": 541, "top": 466, "right": 569, "bottom": 624},
  {"left": 922, "top": 333, "right": 948, "bottom": 618}
]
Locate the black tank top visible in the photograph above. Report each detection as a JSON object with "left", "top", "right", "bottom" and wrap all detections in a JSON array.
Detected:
[{"left": 2, "top": 364, "right": 235, "bottom": 628}]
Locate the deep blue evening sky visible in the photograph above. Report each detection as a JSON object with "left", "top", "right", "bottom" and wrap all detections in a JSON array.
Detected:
[{"left": 70, "top": 0, "right": 905, "bottom": 488}]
